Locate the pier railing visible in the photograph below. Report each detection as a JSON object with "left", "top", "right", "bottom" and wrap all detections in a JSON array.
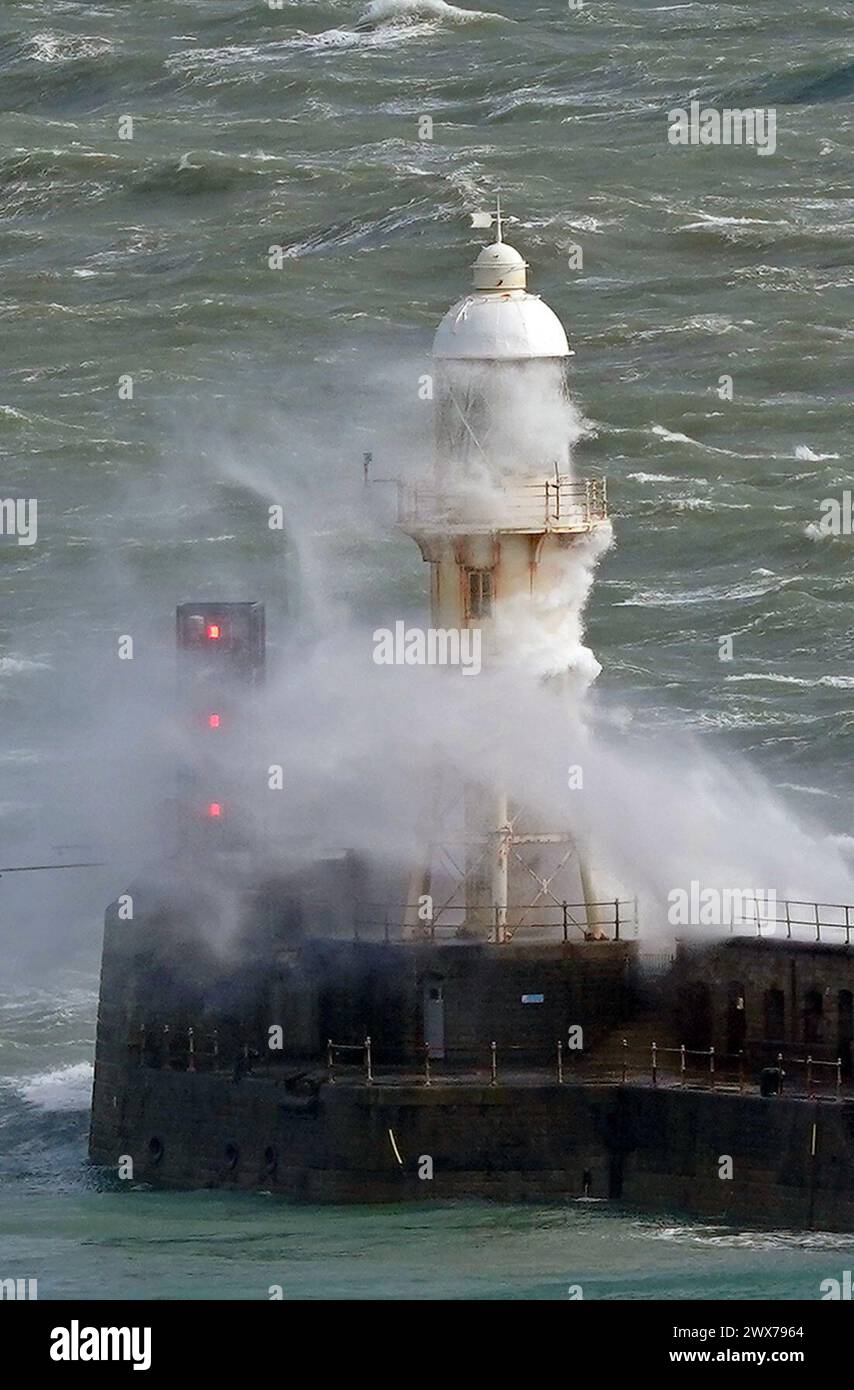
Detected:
[
  {"left": 597, "top": 1039, "right": 845, "bottom": 1100},
  {"left": 398, "top": 475, "right": 607, "bottom": 534},
  {"left": 128, "top": 1026, "right": 849, "bottom": 1103},
  {"left": 730, "top": 897, "right": 854, "bottom": 944},
  {"left": 349, "top": 898, "right": 638, "bottom": 943}
]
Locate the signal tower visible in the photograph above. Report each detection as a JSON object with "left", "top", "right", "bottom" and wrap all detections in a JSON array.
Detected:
[{"left": 176, "top": 602, "right": 265, "bottom": 851}]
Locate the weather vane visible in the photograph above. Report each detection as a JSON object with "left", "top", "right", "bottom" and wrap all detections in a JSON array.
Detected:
[{"left": 470, "top": 192, "right": 507, "bottom": 243}]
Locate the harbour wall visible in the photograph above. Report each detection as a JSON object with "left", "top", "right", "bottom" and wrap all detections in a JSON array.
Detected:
[{"left": 89, "top": 1066, "right": 854, "bottom": 1229}]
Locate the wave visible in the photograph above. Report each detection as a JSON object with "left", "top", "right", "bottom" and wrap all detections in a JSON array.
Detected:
[
  {"left": 615, "top": 576, "right": 792, "bottom": 608},
  {"left": 17, "top": 1062, "right": 92, "bottom": 1113},
  {"left": 626, "top": 472, "right": 699, "bottom": 484},
  {"left": 279, "top": 198, "right": 440, "bottom": 259},
  {"left": 649, "top": 425, "right": 774, "bottom": 462},
  {"left": 735, "top": 58, "right": 854, "bottom": 107},
  {"left": 359, "top": 0, "right": 507, "bottom": 25},
  {"left": 167, "top": 28, "right": 421, "bottom": 70},
  {"left": 776, "top": 782, "right": 834, "bottom": 798},
  {"left": 651, "top": 425, "right": 701, "bottom": 447},
  {"left": 23, "top": 32, "right": 114, "bottom": 65},
  {"left": 131, "top": 158, "right": 259, "bottom": 199},
  {"left": 726, "top": 673, "right": 854, "bottom": 689},
  {"left": 795, "top": 444, "right": 840, "bottom": 462},
  {"left": 640, "top": 1219, "right": 854, "bottom": 1252},
  {"left": 0, "top": 657, "right": 53, "bottom": 675},
  {"left": 169, "top": 0, "right": 506, "bottom": 70},
  {"left": 805, "top": 522, "right": 840, "bottom": 543}
]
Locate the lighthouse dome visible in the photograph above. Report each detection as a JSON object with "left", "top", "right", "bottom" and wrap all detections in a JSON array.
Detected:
[
  {"left": 472, "top": 241, "right": 528, "bottom": 291},
  {"left": 432, "top": 290, "right": 571, "bottom": 361}
]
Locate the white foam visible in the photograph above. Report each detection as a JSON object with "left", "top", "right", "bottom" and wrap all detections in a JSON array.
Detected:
[
  {"left": 0, "top": 657, "right": 53, "bottom": 675},
  {"left": 726, "top": 673, "right": 854, "bottom": 689},
  {"left": 27, "top": 32, "right": 113, "bottom": 63},
  {"left": 18, "top": 1062, "right": 93, "bottom": 1112},
  {"left": 361, "top": 0, "right": 506, "bottom": 23},
  {"left": 795, "top": 444, "right": 840, "bottom": 462}
]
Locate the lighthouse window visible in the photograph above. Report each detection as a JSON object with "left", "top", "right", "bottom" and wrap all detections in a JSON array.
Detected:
[{"left": 466, "top": 569, "right": 493, "bottom": 618}]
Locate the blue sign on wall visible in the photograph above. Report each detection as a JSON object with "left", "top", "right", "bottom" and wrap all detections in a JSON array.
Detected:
[{"left": 521, "top": 993, "right": 544, "bottom": 1004}]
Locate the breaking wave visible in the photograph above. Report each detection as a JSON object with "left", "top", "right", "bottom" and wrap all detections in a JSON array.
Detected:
[
  {"left": 24, "top": 32, "right": 114, "bottom": 64},
  {"left": 359, "top": 0, "right": 508, "bottom": 24},
  {"left": 718, "top": 58, "right": 854, "bottom": 107},
  {"left": 17, "top": 1062, "right": 93, "bottom": 1113}
]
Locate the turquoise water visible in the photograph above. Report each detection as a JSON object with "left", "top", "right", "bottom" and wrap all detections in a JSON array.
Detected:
[
  {"left": 11, "top": 1184, "right": 854, "bottom": 1301},
  {"left": 2, "top": 0, "right": 854, "bottom": 1297}
]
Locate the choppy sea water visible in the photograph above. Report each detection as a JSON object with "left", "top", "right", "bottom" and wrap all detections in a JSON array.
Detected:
[{"left": 2, "top": 0, "right": 854, "bottom": 1298}]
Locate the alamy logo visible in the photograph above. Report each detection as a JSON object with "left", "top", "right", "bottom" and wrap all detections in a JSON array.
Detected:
[
  {"left": 668, "top": 101, "right": 776, "bottom": 156},
  {"left": 816, "top": 492, "right": 854, "bottom": 537},
  {"left": 373, "top": 622, "right": 481, "bottom": 676},
  {"left": 667, "top": 881, "right": 778, "bottom": 927},
  {"left": 821, "top": 1271, "right": 854, "bottom": 1299},
  {"left": 0, "top": 1276, "right": 37, "bottom": 1299},
  {"left": 0, "top": 497, "right": 37, "bottom": 546},
  {"left": 50, "top": 1321, "right": 152, "bottom": 1371}
]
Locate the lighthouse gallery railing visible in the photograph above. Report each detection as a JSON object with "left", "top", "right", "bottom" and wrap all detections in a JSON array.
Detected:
[{"left": 398, "top": 475, "right": 607, "bottom": 532}]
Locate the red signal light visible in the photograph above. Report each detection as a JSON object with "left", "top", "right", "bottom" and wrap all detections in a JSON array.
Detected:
[
  {"left": 206, "top": 624, "right": 221, "bottom": 640},
  {"left": 207, "top": 802, "right": 222, "bottom": 818},
  {"left": 208, "top": 714, "right": 221, "bottom": 729}
]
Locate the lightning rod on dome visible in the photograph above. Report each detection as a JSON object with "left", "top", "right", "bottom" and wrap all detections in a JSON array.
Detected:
[{"left": 469, "top": 193, "right": 507, "bottom": 241}]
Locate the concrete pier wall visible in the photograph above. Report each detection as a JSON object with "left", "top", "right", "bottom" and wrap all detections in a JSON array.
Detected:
[{"left": 89, "top": 1065, "right": 854, "bottom": 1228}]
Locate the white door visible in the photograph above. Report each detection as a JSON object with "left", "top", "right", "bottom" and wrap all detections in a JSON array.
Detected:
[{"left": 424, "top": 977, "right": 445, "bottom": 1059}]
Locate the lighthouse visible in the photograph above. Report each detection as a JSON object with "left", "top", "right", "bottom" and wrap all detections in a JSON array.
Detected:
[{"left": 399, "top": 210, "right": 611, "bottom": 942}]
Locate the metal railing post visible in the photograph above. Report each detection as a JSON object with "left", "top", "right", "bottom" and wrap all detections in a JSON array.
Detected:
[
  {"left": 651, "top": 1042, "right": 658, "bottom": 1087},
  {"left": 327, "top": 1038, "right": 335, "bottom": 1084},
  {"left": 490, "top": 1040, "right": 497, "bottom": 1087},
  {"left": 837, "top": 1057, "right": 842, "bottom": 1101},
  {"left": 614, "top": 898, "right": 620, "bottom": 941},
  {"left": 562, "top": 902, "right": 568, "bottom": 943},
  {"left": 680, "top": 1044, "right": 686, "bottom": 1087},
  {"left": 807, "top": 1055, "right": 813, "bottom": 1096},
  {"left": 622, "top": 1038, "right": 628, "bottom": 1084},
  {"left": 424, "top": 1044, "right": 431, "bottom": 1088},
  {"left": 709, "top": 1045, "right": 715, "bottom": 1089},
  {"left": 188, "top": 1025, "right": 196, "bottom": 1073},
  {"left": 777, "top": 1052, "right": 783, "bottom": 1095},
  {"left": 365, "top": 1036, "right": 373, "bottom": 1085},
  {"left": 557, "top": 1039, "right": 564, "bottom": 1086},
  {"left": 213, "top": 1028, "right": 219, "bottom": 1066}
]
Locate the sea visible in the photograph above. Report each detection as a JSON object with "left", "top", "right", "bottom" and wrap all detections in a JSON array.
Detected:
[{"left": 2, "top": 0, "right": 854, "bottom": 1299}]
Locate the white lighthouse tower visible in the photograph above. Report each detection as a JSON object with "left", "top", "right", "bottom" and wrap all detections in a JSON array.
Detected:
[{"left": 399, "top": 210, "right": 611, "bottom": 942}]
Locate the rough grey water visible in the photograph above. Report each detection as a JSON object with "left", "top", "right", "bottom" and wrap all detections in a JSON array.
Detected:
[{"left": 2, "top": 0, "right": 854, "bottom": 1298}]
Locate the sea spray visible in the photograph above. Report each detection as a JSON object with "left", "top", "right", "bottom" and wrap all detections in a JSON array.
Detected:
[
  {"left": 436, "top": 359, "right": 590, "bottom": 479},
  {"left": 359, "top": 0, "right": 508, "bottom": 28}
]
